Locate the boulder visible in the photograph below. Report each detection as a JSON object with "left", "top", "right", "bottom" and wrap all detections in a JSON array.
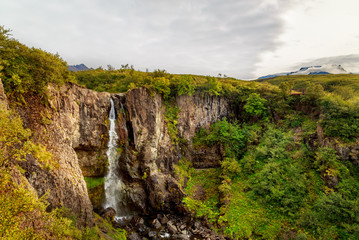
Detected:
[
  {"left": 152, "top": 218, "right": 162, "bottom": 229},
  {"left": 167, "top": 221, "right": 178, "bottom": 234},
  {"left": 101, "top": 207, "right": 116, "bottom": 222},
  {"left": 128, "top": 232, "right": 142, "bottom": 240}
]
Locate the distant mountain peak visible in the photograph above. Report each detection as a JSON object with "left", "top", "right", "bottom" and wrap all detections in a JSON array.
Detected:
[
  {"left": 258, "top": 64, "right": 349, "bottom": 79},
  {"left": 68, "top": 64, "right": 89, "bottom": 72}
]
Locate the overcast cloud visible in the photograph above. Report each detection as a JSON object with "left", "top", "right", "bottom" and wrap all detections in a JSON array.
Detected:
[{"left": 0, "top": 0, "right": 358, "bottom": 79}]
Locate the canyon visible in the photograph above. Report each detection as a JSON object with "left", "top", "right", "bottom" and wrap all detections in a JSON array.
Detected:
[{"left": 2, "top": 79, "right": 229, "bottom": 238}]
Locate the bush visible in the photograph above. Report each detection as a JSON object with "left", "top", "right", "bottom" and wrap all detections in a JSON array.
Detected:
[
  {"left": 321, "top": 95, "right": 359, "bottom": 141},
  {"left": 0, "top": 26, "right": 73, "bottom": 104},
  {"left": 176, "top": 75, "right": 195, "bottom": 96},
  {"left": 244, "top": 93, "right": 267, "bottom": 118},
  {"left": 0, "top": 105, "right": 90, "bottom": 239},
  {"left": 193, "top": 119, "right": 247, "bottom": 159}
]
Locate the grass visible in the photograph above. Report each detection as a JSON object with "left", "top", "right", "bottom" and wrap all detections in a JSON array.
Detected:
[
  {"left": 257, "top": 74, "right": 359, "bottom": 92},
  {"left": 84, "top": 177, "right": 105, "bottom": 189}
]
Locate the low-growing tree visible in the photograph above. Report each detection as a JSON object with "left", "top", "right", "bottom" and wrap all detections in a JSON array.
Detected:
[{"left": 244, "top": 93, "right": 267, "bottom": 118}]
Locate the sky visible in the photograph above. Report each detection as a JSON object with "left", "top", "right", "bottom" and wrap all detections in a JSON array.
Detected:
[{"left": 0, "top": 0, "right": 359, "bottom": 79}]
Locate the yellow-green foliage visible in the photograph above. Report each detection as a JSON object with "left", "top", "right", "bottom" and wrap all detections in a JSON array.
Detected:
[
  {"left": 0, "top": 105, "right": 100, "bottom": 239},
  {"left": 84, "top": 177, "right": 105, "bottom": 189},
  {"left": 0, "top": 170, "right": 92, "bottom": 239},
  {"left": 94, "top": 213, "right": 127, "bottom": 240},
  {"left": 0, "top": 106, "right": 53, "bottom": 169},
  {"left": 221, "top": 181, "right": 284, "bottom": 239},
  {"left": 258, "top": 74, "right": 359, "bottom": 92},
  {"left": 174, "top": 157, "right": 193, "bottom": 187},
  {"left": 84, "top": 177, "right": 105, "bottom": 210},
  {"left": 0, "top": 26, "right": 74, "bottom": 104},
  {"left": 74, "top": 66, "right": 251, "bottom": 98},
  {"left": 164, "top": 101, "right": 180, "bottom": 145},
  {"left": 182, "top": 168, "right": 221, "bottom": 224}
]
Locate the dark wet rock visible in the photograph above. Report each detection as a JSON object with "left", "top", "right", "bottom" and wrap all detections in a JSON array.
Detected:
[
  {"left": 179, "top": 223, "right": 186, "bottom": 231},
  {"left": 130, "top": 216, "right": 145, "bottom": 226},
  {"left": 137, "top": 225, "right": 148, "bottom": 233},
  {"left": 148, "top": 231, "right": 157, "bottom": 238},
  {"left": 128, "top": 232, "right": 142, "bottom": 240},
  {"left": 194, "top": 221, "right": 201, "bottom": 230},
  {"left": 160, "top": 214, "right": 169, "bottom": 225},
  {"left": 167, "top": 221, "right": 178, "bottom": 234},
  {"left": 101, "top": 207, "right": 116, "bottom": 222},
  {"left": 152, "top": 218, "right": 162, "bottom": 229},
  {"left": 173, "top": 233, "right": 190, "bottom": 240}
]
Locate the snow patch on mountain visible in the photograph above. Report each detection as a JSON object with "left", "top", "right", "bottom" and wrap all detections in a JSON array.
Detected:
[{"left": 258, "top": 64, "right": 350, "bottom": 79}]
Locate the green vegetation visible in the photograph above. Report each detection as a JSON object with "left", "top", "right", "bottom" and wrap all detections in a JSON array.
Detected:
[
  {"left": 174, "top": 74, "right": 359, "bottom": 239},
  {"left": 257, "top": 74, "right": 359, "bottom": 92},
  {"left": 181, "top": 163, "right": 221, "bottom": 224},
  {"left": 244, "top": 93, "right": 267, "bottom": 118},
  {"left": 84, "top": 177, "right": 105, "bottom": 189},
  {"left": 85, "top": 177, "right": 105, "bottom": 212},
  {"left": 164, "top": 102, "right": 181, "bottom": 145},
  {"left": 0, "top": 105, "right": 102, "bottom": 239},
  {"left": 73, "top": 66, "right": 245, "bottom": 99},
  {"left": 3, "top": 25, "right": 359, "bottom": 239},
  {"left": 0, "top": 26, "right": 74, "bottom": 104},
  {"left": 94, "top": 214, "right": 127, "bottom": 240}
]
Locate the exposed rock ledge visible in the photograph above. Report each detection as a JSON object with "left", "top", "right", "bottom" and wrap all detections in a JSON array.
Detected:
[
  {"left": 5, "top": 80, "right": 231, "bottom": 227},
  {"left": 16, "top": 82, "right": 111, "bottom": 226}
]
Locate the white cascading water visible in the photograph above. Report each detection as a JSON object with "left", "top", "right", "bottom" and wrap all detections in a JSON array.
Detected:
[{"left": 104, "top": 98, "right": 126, "bottom": 221}]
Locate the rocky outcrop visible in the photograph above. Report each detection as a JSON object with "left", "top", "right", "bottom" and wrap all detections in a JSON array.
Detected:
[
  {"left": 16, "top": 83, "right": 111, "bottom": 227},
  {"left": 124, "top": 88, "right": 184, "bottom": 212},
  {"left": 48, "top": 83, "right": 111, "bottom": 177},
  {"left": 329, "top": 141, "right": 359, "bottom": 165},
  {"left": 0, "top": 78, "right": 7, "bottom": 107},
  {"left": 176, "top": 94, "right": 229, "bottom": 141},
  {"left": 176, "top": 94, "right": 229, "bottom": 168},
  {"left": 125, "top": 214, "right": 224, "bottom": 240},
  {"left": 116, "top": 89, "right": 230, "bottom": 215}
]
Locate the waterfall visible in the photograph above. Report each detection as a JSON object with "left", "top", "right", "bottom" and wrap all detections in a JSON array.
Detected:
[{"left": 104, "top": 98, "right": 127, "bottom": 221}]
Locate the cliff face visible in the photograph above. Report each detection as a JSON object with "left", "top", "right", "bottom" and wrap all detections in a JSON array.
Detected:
[
  {"left": 176, "top": 94, "right": 229, "bottom": 141},
  {"left": 15, "top": 83, "right": 111, "bottom": 227},
  {"left": 5, "top": 81, "right": 231, "bottom": 226},
  {"left": 114, "top": 88, "right": 230, "bottom": 214},
  {"left": 124, "top": 88, "right": 182, "bottom": 212},
  {"left": 176, "top": 94, "right": 229, "bottom": 168},
  {"left": 48, "top": 83, "right": 111, "bottom": 177}
]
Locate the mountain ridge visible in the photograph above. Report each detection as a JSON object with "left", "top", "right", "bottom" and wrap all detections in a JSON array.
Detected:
[
  {"left": 258, "top": 64, "right": 350, "bottom": 79},
  {"left": 68, "top": 64, "right": 89, "bottom": 72}
]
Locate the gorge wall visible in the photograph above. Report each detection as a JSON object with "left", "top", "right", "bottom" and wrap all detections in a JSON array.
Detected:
[
  {"left": 4, "top": 80, "right": 230, "bottom": 227},
  {"left": 110, "top": 88, "right": 230, "bottom": 214},
  {"left": 5, "top": 78, "right": 359, "bottom": 233},
  {"left": 15, "top": 83, "right": 112, "bottom": 226}
]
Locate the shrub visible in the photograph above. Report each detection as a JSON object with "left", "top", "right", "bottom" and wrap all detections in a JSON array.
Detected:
[
  {"left": 244, "top": 93, "right": 267, "bottom": 118},
  {"left": 176, "top": 75, "right": 195, "bottom": 96},
  {"left": 0, "top": 26, "right": 73, "bottom": 104},
  {"left": 320, "top": 95, "right": 359, "bottom": 141}
]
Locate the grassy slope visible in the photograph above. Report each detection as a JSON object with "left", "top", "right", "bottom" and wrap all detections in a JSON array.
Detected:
[{"left": 257, "top": 74, "right": 359, "bottom": 91}]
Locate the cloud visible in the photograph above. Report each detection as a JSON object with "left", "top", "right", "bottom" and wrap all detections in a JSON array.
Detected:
[
  {"left": 255, "top": 0, "right": 359, "bottom": 78},
  {"left": 0, "top": 0, "right": 295, "bottom": 79}
]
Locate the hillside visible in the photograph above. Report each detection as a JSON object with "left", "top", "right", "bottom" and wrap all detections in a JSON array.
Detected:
[
  {"left": 1, "top": 26, "right": 359, "bottom": 240},
  {"left": 257, "top": 74, "right": 359, "bottom": 91}
]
